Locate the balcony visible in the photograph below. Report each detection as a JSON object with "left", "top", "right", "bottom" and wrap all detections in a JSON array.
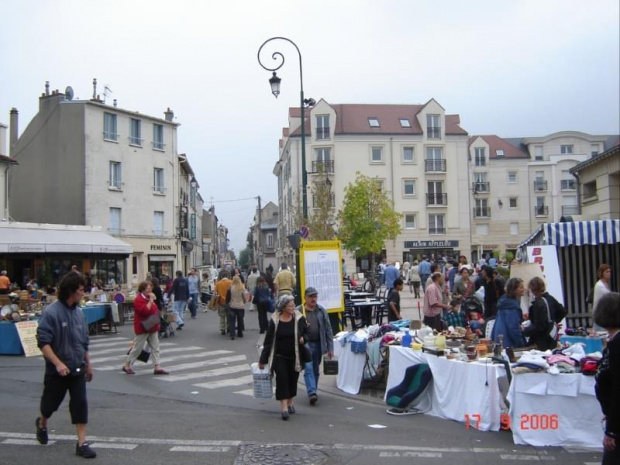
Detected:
[
  {"left": 311, "top": 160, "right": 334, "bottom": 173},
  {"left": 425, "top": 159, "right": 446, "bottom": 172},
  {"left": 108, "top": 181, "right": 123, "bottom": 190},
  {"left": 316, "top": 127, "right": 330, "bottom": 140},
  {"left": 472, "top": 182, "right": 490, "bottom": 193},
  {"left": 562, "top": 205, "right": 579, "bottom": 216},
  {"left": 534, "top": 206, "right": 549, "bottom": 217},
  {"left": 473, "top": 207, "right": 491, "bottom": 218},
  {"left": 427, "top": 127, "right": 441, "bottom": 139},
  {"left": 429, "top": 226, "right": 446, "bottom": 235},
  {"left": 153, "top": 186, "right": 167, "bottom": 195},
  {"left": 426, "top": 193, "right": 448, "bottom": 206},
  {"left": 561, "top": 179, "right": 576, "bottom": 191},
  {"left": 533, "top": 180, "right": 548, "bottom": 191},
  {"left": 152, "top": 140, "right": 165, "bottom": 150}
]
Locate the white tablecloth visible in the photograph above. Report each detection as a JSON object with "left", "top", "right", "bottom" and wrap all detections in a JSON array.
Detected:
[
  {"left": 386, "top": 346, "right": 507, "bottom": 431},
  {"left": 508, "top": 373, "right": 603, "bottom": 448},
  {"left": 333, "top": 339, "right": 367, "bottom": 394}
]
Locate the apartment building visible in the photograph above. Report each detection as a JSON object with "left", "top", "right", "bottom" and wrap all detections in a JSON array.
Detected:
[
  {"left": 8, "top": 82, "right": 203, "bottom": 283},
  {"left": 252, "top": 201, "right": 279, "bottom": 272},
  {"left": 274, "top": 98, "right": 471, "bottom": 270}
]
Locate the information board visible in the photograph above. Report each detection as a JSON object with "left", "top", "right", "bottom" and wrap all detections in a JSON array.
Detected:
[
  {"left": 299, "top": 240, "right": 344, "bottom": 313},
  {"left": 15, "top": 320, "right": 41, "bottom": 357}
]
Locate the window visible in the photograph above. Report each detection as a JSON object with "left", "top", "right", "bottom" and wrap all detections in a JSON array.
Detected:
[
  {"left": 474, "top": 198, "right": 490, "bottom": 217},
  {"left": 368, "top": 117, "right": 380, "bottom": 128},
  {"left": 473, "top": 172, "right": 489, "bottom": 192},
  {"left": 425, "top": 147, "right": 445, "bottom": 171},
  {"left": 428, "top": 214, "right": 445, "bottom": 234},
  {"left": 313, "top": 148, "right": 333, "bottom": 173},
  {"left": 508, "top": 171, "right": 517, "bottom": 183},
  {"left": 190, "top": 184, "right": 196, "bottom": 208},
  {"left": 561, "top": 171, "right": 576, "bottom": 190},
  {"left": 190, "top": 213, "right": 196, "bottom": 240},
  {"left": 476, "top": 224, "right": 489, "bottom": 236},
  {"left": 474, "top": 148, "right": 486, "bottom": 166},
  {"left": 509, "top": 197, "right": 517, "bottom": 208},
  {"left": 534, "top": 146, "right": 543, "bottom": 161},
  {"left": 560, "top": 145, "right": 573, "bottom": 154},
  {"left": 591, "top": 144, "right": 599, "bottom": 156},
  {"left": 404, "top": 214, "right": 416, "bottom": 229},
  {"left": 496, "top": 149, "right": 505, "bottom": 157},
  {"left": 267, "top": 233, "right": 274, "bottom": 248},
  {"left": 534, "top": 171, "right": 547, "bottom": 191},
  {"left": 109, "top": 161, "right": 122, "bottom": 189},
  {"left": 153, "top": 211, "right": 164, "bottom": 237},
  {"left": 153, "top": 168, "right": 165, "bottom": 194},
  {"left": 426, "top": 114, "right": 441, "bottom": 139},
  {"left": 427, "top": 181, "right": 446, "bottom": 205},
  {"left": 316, "top": 115, "right": 330, "bottom": 139},
  {"left": 403, "top": 179, "right": 416, "bottom": 197},
  {"left": 373, "top": 179, "right": 384, "bottom": 192},
  {"left": 583, "top": 181, "right": 596, "bottom": 199},
  {"left": 371, "top": 146, "right": 383, "bottom": 163},
  {"left": 535, "top": 196, "right": 548, "bottom": 216},
  {"left": 315, "top": 147, "right": 331, "bottom": 163},
  {"left": 153, "top": 124, "right": 164, "bottom": 150},
  {"left": 103, "top": 113, "right": 118, "bottom": 141},
  {"left": 402, "top": 146, "right": 415, "bottom": 163},
  {"left": 109, "top": 207, "right": 121, "bottom": 235},
  {"left": 510, "top": 223, "right": 519, "bottom": 235},
  {"left": 129, "top": 118, "right": 142, "bottom": 146},
  {"left": 399, "top": 118, "right": 411, "bottom": 128}
]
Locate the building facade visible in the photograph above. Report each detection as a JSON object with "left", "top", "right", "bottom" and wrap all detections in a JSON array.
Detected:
[
  {"left": 0, "top": 122, "right": 18, "bottom": 220},
  {"left": 8, "top": 83, "right": 203, "bottom": 284},
  {"left": 252, "top": 201, "right": 278, "bottom": 272}
]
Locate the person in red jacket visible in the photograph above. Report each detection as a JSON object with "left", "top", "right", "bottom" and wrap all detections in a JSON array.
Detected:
[{"left": 122, "top": 281, "right": 169, "bottom": 375}]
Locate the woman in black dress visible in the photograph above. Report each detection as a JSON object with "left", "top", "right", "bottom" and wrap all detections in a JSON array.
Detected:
[
  {"left": 259, "top": 295, "right": 309, "bottom": 420},
  {"left": 594, "top": 292, "right": 619, "bottom": 464}
]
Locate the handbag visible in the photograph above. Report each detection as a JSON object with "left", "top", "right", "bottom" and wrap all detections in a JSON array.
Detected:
[
  {"left": 141, "top": 313, "right": 160, "bottom": 332},
  {"left": 542, "top": 297, "right": 559, "bottom": 341},
  {"left": 209, "top": 292, "right": 219, "bottom": 310},
  {"left": 136, "top": 347, "right": 151, "bottom": 363},
  {"left": 300, "top": 344, "right": 312, "bottom": 364},
  {"left": 323, "top": 357, "right": 338, "bottom": 375}
]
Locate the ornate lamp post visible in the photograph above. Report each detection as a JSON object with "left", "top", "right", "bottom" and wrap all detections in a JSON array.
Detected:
[{"left": 258, "top": 37, "right": 314, "bottom": 220}]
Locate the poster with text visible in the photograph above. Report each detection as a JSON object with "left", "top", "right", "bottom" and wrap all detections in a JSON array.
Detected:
[
  {"left": 300, "top": 240, "right": 344, "bottom": 313},
  {"left": 15, "top": 320, "right": 41, "bottom": 357}
]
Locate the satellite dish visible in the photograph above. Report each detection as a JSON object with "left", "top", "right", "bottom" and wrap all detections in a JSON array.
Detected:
[{"left": 65, "top": 86, "right": 74, "bottom": 100}]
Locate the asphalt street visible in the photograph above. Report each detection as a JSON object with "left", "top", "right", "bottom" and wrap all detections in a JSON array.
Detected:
[{"left": 0, "top": 302, "right": 604, "bottom": 465}]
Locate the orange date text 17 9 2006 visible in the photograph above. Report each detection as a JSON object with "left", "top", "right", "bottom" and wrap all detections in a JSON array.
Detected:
[{"left": 464, "top": 414, "right": 559, "bottom": 430}]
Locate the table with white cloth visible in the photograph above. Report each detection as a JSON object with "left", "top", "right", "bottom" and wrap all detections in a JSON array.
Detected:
[
  {"left": 333, "top": 337, "right": 383, "bottom": 395},
  {"left": 386, "top": 346, "right": 508, "bottom": 431},
  {"left": 508, "top": 372, "right": 603, "bottom": 448}
]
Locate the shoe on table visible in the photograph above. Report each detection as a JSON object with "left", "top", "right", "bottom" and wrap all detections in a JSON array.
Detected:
[
  {"left": 76, "top": 442, "right": 97, "bottom": 458},
  {"left": 35, "top": 417, "right": 48, "bottom": 445},
  {"left": 309, "top": 394, "right": 318, "bottom": 405}
]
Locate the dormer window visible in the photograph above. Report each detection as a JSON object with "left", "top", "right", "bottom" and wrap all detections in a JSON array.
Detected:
[
  {"left": 399, "top": 118, "right": 411, "bottom": 128},
  {"left": 496, "top": 149, "right": 505, "bottom": 157},
  {"left": 368, "top": 117, "right": 380, "bottom": 128}
]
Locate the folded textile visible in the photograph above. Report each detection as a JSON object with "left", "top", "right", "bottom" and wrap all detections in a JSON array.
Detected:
[
  {"left": 556, "top": 362, "right": 577, "bottom": 373},
  {"left": 517, "top": 352, "right": 550, "bottom": 369},
  {"left": 513, "top": 365, "right": 546, "bottom": 374},
  {"left": 546, "top": 354, "right": 577, "bottom": 366}
]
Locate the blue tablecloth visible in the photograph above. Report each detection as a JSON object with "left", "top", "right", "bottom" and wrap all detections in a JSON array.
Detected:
[
  {"left": 82, "top": 305, "right": 108, "bottom": 324},
  {"left": 0, "top": 322, "right": 24, "bottom": 355},
  {"left": 560, "top": 335, "right": 604, "bottom": 353}
]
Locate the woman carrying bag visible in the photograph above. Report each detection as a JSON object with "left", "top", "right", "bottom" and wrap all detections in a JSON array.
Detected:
[
  {"left": 122, "top": 281, "right": 169, "bottom": 375},
  {"left": 259, "top": 295, "right": 310, "bottom": 420}
]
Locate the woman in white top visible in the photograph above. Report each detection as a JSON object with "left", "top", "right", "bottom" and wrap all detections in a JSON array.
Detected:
[
  {"left": 407, "top": 261, "right": 421, "bottom": 298},
  {"left": 593, "top": 264, "right": 612, "bottom": 331}
]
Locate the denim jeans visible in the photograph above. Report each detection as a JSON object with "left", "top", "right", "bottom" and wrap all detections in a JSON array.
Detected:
[
  {"left": 189, "top": 293, "right": 199, "bottom": 317},
  {"left": 303, "top": 341, "right": 323, "bottom": 396},
  {"left": 172, "top": 300, "right": 186, "bottom": 326}
]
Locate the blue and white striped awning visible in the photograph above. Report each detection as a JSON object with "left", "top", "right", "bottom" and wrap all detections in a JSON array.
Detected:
[{"left": 544, "top": 220, "right": 620, "bottom": 247}]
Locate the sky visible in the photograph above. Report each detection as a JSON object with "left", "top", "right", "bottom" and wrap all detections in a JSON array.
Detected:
[{"left": 1, "top": 0, "right": 619, "bottom": 253}]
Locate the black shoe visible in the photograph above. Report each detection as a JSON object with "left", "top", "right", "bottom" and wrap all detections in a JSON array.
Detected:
[
  {"left": 230, "top": 336, "right": 235, "bottom": 340},
  {"left": 309, "top": 394, "right": 318, "bottom": 405},
  {"left": 237, "top": 332, "right": 243, "bottom": 338},
  {"left": 220, "top": 330, "right": 226, "bottom": 335},
  {"left": 287, "top": 405, "right": 296, "bottom": 414},
  {"left": 281, "top": 411, "right": 290, "bottom": 421},
  {"left": 35, "top": 417, "right": 48, "bottom": 445},
  {"left": 76, "top": 442, "right": 97, "bottom": 458}
]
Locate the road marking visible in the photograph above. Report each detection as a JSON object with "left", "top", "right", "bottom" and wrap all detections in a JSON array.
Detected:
[
  {"left": 89, "top": 442, "right": 138, "bottom": 450},
  {"left": 158, "top": 364, "right": 249, "bottom": 382},
  {"left": 2, "top": 438, "right": 56, "bottom": 446},
  {"left": 193, "top": 375, "right": 253, "bottom": 389},
  {"left": 89, "top": 346, "right": 203, "bottom": 363},
  {"left": 132, "top": 354, "right": 246, "bottom": 375},
  {"left": 499, "top": 455, "right": 555, "bottom": 461},
  {"left": 232, "top": 389, "right": 255, "bottom": 397},
  {"left": 380, "top": 451, "right": 442, "bottom": 458},
  {"left": 170, "top": 446, "right": 231, "bottom": 452},
  {"left": 95, "top": 350, "right": 236, "bottom": 371}
]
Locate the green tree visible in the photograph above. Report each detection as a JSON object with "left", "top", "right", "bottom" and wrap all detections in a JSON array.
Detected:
[
  {"left": 306, "top": 175, "right": 337, "bottom": 240},
  {"left": 337, "top": 173, "right": 402, "bottom": 272},
  {"left": 238, "top": 247, "right": 252, "bottom": 268}
]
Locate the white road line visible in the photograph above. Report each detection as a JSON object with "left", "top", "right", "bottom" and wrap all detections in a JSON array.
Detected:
[
  {"left": 170, "top": 446, "right": 231, "bottom": 452},
  {"left": 193, "top": 375, "right": 253, "bottom": 389},
  {"left": 89, "top": 346, "right": 203, "bottom": 363},
  {"left": 232, "top": 389, "right": 255, "bottom": 397},
  {"left": 499, "top": 455, "right": 555, "bottom": 461},
  {"left": 132, "top": 354, "right": 246, "bottom": 376},
  {"left": 380, "top": 451, "right": 442, "bottom": 458},
  {"left": 158, "top": 364, "right": 249, "bottom": 382},
  {"left": 2, "top": 438, "right": 56, "bottom": 446},
  {"left": 88, "top": 341, "right": 177, "bottom": 355},
  {"left": 89, "top": 443, "right": 138, "bottom": 450},
  {"left": 96, "top": 350, "right": 236, "bottom": 371}
]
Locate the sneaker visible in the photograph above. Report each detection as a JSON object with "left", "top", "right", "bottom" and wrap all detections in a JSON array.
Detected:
[
  {"left": 35, "top": 417, "right": 48, "bottom": 445},
  {"left": 76, "top": 442, "right": 97, "bottom": 458},
  {"left": 309, "top": 394, "right": 318, "bottom": 405},
  {"left": 176, "top": 325, "right": 184, "bottom": 331}
]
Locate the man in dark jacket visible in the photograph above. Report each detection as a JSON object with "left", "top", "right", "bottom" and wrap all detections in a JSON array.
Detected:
[
  {"left": 170, "top": 270, "right": 189, "bottom": 329},
  {"left": 35, "top": 272, "right": 96, "bottom": 458}
]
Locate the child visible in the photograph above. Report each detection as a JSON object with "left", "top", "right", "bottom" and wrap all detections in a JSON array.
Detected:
[{"left": 445, "top": 299, "right": 467, "bottom": 328}]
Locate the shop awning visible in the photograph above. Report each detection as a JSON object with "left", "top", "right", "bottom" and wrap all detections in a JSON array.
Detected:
[
  {"left": 518, "top": 219, "right": 620, "bottom": 250},
  {"left": 0, "top": 224, "right": 132, "bottom": 255}
]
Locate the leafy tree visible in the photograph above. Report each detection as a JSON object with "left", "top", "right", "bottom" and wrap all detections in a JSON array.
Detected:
[
  {"left": 337, "top": 172, "right": 402, "bottom": 273},
  {"left": 306, "top": 174, "right": 337, "bottom": 240},
  {"left": 246, "top": 230, "right": 254, "bottom": 264},
  {"left": 238, "top": 247, "right": 252, "bottom": 268}
]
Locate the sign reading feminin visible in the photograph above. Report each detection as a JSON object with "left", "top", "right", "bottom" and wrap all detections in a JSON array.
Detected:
[{"left": 404, "top": 240, "right": 459, "bottom": 248}]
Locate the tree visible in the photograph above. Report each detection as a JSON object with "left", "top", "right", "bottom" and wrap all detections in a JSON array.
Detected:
[
  {"left": 305, "top": 175, "right": 337, "bottom": 241},
  {"left": 337, "top": 172, "right": 402, "bottom": 273},
  {"left": 238, "top": 247, "right": 252, "bottom": 268},
  {"left": 246, "top": 230, "right": 255, "bottom": 264}
]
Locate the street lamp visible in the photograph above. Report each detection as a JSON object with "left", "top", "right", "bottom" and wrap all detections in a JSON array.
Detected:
[{"left": 258, "top": 37, "right": 313, "bottom": 220}]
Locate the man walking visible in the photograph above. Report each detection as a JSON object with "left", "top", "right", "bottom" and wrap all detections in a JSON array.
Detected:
[
  {"left": 214, "top": 270, "right": 232, "bottom": 335},
  {"left": 170, "top": 270, "right": 189, "bottom": 330},
  {"left": 187, "top": 268, "right": 200, "bottom": 319},
  {"left": 418, "top": 256, "right": 431, "bottom": 293},
  {"left": 274, "top": 262, "right": 296, "bottom": 298},
  {"left": 423, "top": 272, "right": 453, "bottom": 331},
  {"left": 35, "top": 272, "right": 96, "bottom": 458},
  {"left": 384, "top": 262, "right": 400, "bottom": 291},
  {"left": 298, "top": 287, "right": 334, "bottom": 406},
  {"left": 387, "top": 278, "right": 404, "bottom": 321}
]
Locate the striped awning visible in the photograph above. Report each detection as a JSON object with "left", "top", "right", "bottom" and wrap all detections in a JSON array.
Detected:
[{"left": 544, "top": 220, "right": 620, "bottom": 247}]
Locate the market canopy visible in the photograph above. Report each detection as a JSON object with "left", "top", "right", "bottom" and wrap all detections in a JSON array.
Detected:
[
  {"left": 518, "top": 219, "right": 620, "bottom": 250},
  {"left": 0, "top": 224, "right": 132, "bottom": 255}
]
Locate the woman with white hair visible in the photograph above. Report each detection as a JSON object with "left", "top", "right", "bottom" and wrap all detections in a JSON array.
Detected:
[{"left": 259, "top": 295, "right": 310, "bottom": 420}]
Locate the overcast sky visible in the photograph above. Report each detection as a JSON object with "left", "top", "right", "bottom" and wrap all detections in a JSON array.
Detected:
[{"left": 1, "top": 0, "right": 618, "bottom": 253}]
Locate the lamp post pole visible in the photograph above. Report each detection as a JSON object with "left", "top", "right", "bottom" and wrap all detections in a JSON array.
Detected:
[{"left": 258, "top": 37, "right": 309, "bottom": 220}]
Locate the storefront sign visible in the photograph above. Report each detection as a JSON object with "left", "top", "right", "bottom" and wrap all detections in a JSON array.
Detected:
[
  {"left": 404, "top": 240, "right": 459, "bottom": 249},
  {"left": 150, "top": 245, "right": 172, "bottom": 251},
  {"left": 8, "top": 244, "right": 45, "bottom": 253},
  {"left": 93, "top": 245, "right": 131, "bottom": 254},
  {"left": 149, "top": 255, "right": 176, "bottom": 262}
]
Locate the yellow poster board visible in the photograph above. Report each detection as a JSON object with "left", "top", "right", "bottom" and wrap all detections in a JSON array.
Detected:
[
  {"left": 299, "top": 240, "right": 344, "bottom": 314},
  {"left": 15, "top": 320, "right": 41, "bottom": 357}
]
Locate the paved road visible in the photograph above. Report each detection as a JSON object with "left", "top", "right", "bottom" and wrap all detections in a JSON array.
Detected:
[{"left": 0, "top": 305, "right": 604, "bottom": 464}]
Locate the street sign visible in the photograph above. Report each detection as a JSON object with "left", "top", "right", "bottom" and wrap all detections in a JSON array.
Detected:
[{"left": 299, "top": 225, "right": 309, "bottom": 239}]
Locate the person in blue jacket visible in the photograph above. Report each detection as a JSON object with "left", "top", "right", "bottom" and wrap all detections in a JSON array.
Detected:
[{"left": 491, "top": 278, "right": 526, "bottom": 348}]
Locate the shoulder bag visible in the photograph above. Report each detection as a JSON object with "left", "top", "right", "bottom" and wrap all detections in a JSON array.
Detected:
[
  {"left": 542, "top": 297, "right": 559, "bottom": 341},
  {"left": 141, "top": 313, "right": 160, "bottom": 332}
]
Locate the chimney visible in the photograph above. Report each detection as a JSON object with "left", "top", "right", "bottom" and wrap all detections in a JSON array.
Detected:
[
  {"left": 164, "top": 107, "right": 174, "bottom": 122},
  {"left": 9, "top": 108, "right": 18, "bottom": 156},
  {"left": 45, "top": 81, "right": 50, "bottom": 96}
]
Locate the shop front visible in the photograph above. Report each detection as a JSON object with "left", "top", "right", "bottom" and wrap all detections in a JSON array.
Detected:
[{"left": 403, "top": 240, "right": 461, "bottom": 264}]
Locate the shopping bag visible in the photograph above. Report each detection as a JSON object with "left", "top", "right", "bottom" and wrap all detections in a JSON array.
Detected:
[
  {"left": 323, "top": 358, "right": 338, "bottom": 375},
  {"left": 251, "top": 362, "right": 273, "bottom": 399}
]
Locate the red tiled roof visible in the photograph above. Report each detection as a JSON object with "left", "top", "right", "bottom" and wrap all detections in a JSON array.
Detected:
[
  {"left": 469, "top": 135, "right": 529, "bottom": 159},
  {"left": 0, "top": 154, "right": 18, "bottom": 164}
]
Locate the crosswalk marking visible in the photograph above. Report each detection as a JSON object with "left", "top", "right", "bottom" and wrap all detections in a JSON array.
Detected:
[
  {"left": 133, "top": 354, "right": 246, "bottom": 376},
  {"left": 232, "top": 389, "right": 255, "bottom": 397},
  {"left": 89, "top": 443, "right": 138, "bottom": 450},
  {"left": 193, "top": 375, "right": 253, "bottom": 389},
  {"left": 2, "top": 438, "right": 56, "bottom": 446},
  {"left": 170, "top": 446, "right": 231, "bottom": 452},
  {"left": 89, "top": 346, "right": 203, "bottom": 364},
  {"left": 96, "top": 350, "right": 236, "bottom": 371},
  {"left": 157, "top": 364, "right": 249, "bottom": 382}
]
